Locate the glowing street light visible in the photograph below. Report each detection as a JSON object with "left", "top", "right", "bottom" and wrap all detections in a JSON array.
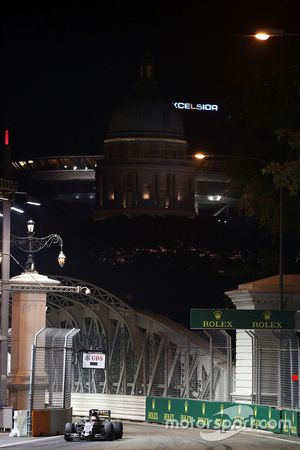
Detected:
[
  {"left": 255, "top": 32, "right": 271, "bottom": 41},
  {"left": 194, "top": 152, "right": 207, "bottom": 160},
  {"left": 254, "top": 29, "right": 300, "bottom": 40}
]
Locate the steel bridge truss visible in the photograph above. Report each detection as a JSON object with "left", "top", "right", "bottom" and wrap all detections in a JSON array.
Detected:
[{"left": 42, "top": 276, "right": 230, "bottom": 400}]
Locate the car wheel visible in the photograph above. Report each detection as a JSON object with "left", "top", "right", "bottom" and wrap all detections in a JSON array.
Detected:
[
  {"left": 104, "top": 421, "right": 114, "bottom": 441},
  {"left": 113, "top": 421, "right": 123, "bottom": 439},
  {"left": 65, "top": 422, "right": 76, "bottom": 434},
  {"left": 64, "top": 433, "right": 73, "bottom": 441}
]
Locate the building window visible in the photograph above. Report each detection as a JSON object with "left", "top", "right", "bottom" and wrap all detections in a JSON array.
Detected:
[
  {"left": 142, "top": 183, "right": 150, "bottom": 200},
  {"left": 108, "top": 185, "right": 115, "bottom": 201},
  {"left": 177, "top": 186, "right": 184, "bottom": 201}
]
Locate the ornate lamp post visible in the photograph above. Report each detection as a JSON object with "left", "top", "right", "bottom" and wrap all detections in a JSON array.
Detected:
[{"left": 10, "top": 219, "right": 66, "bottom": 273}]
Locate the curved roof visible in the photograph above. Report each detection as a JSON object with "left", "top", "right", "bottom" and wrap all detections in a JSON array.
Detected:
[{"left": 106, "top": 90, "right": 185, "bottom": 140}]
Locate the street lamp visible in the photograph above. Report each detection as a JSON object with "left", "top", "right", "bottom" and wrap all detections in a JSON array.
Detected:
[
  {"left": 251, "top": 29, "right": 300, "bottom": 309},
  {"left": 254, "top": 29, "right": 300, "bottom": 40},
  {"left": 194, "top": 152, "right": 284, "bottom": 310},
  {"left": 11, "top": 219, "right": 66, "bottom": 273}
]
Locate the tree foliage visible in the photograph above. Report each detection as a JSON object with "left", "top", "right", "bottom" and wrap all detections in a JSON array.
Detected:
[{"left": 229, "top": 60, "right": 300, "bottom": 237}]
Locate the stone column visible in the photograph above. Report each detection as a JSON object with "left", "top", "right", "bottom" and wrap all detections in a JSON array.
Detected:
[
  {"left": 8, "top": 272, "right": 60, "bottom": 410},
  {"left": 226, "top": 275, "right": 300, "bottom": 404}
]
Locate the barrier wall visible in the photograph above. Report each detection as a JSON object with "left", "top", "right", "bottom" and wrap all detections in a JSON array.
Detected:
[
  {"left": 146, "top": 397, "right": 299, "bottom": 436},
  {"left": 70, "top": 393, "right": 298, "bottom": 436},
  {"left": 71, "top": 393, "right": 146, "bottom": 421},
  {"left": 32, "top": 408, "right": 72, "bottom": 437}
]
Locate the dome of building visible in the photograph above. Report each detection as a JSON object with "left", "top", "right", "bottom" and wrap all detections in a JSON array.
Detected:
[
  {"left": 95, "top": 56, "right": 195, "bottom": 220},
  {"left": 106, "top": 91, "right": 185, "bottom": 140},
  {"left": 106, "top": 59, "right": 185, "bottom": 140}
]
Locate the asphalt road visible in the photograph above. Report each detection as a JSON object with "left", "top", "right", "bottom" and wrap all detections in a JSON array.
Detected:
[{"left": 0, "top": 422, "right": 299, "bottom": 450}]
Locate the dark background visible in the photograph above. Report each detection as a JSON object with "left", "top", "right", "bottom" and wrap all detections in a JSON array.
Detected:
[
  {"left": 2, "top": 2, "right": 300, "bottom": 326},
  {"left": 2, "top": 2, "right": 300, "bottom": 156}
]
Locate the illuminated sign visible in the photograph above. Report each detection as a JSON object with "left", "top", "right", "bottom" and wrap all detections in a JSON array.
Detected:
[
  {"left": 190, "top": 309, "right": 295, "bottom": 330},
  {"left": 173, "top": 102, "right": 219, "bottom": 111},
  {"left": 82, "top": 351, "right": 106, "bottom": 369}
]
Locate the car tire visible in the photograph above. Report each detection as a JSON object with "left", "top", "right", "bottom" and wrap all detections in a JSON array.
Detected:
[
  {"left": 104, "top": 421, "right": 114, "bottom": 441},
  {"left": 113, "top": 421, "right": 123, "bottom": 439},
  {"left": 64, "top": 434, "right": 73, "bottom": 442},
  {"left": 65, "top": 422, "right": 76, "bottom": 433}
]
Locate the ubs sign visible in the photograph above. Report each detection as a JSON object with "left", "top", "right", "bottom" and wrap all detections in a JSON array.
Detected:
[
  {"left": 173, "top": 102, "right": 219, "bottom": 111},
  {"left": 82, "top": 351, "right": 106, "bottom": 369}
]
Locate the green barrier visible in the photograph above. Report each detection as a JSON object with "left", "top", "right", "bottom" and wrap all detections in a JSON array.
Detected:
[
  {"left": 251, "top": 405, "right": 281, "bottom": 433},
  {"left": 146, "top": 397, "right": 284, "bottom": 434},
  {"left": 281, "top": 409, "right": 299, "bottom": 436}
]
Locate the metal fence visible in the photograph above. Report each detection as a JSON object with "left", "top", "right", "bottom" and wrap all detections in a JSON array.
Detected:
[
  {"left": 30, "top": 328, "right": 79, "bottom": 410},
  {"left": 29, "top": 324, "right": 298, "bottom": 411},
  {"left": 70, "top": 327, "right": 233, "bottom": 402},
  {"left": 250, "top": 330, "right": 299, "bottom": 409}
]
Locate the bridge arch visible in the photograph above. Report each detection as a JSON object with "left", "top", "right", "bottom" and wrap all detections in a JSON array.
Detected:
[{"left": 44, "top": 276, "right": 229, "bottom": 399}]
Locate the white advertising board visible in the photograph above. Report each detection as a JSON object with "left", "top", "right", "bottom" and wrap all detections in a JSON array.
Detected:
[{"left": 82, "top": 352, "right": 106, "bottom": 369}]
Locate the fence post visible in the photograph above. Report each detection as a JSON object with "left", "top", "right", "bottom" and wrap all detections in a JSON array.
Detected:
[
  {"left": 62, "top": 329, "right": 75, "bottom": 409},
  {"left": 289, "top": 338, "right": 294, "bottom": 410},
  {"left": 185, "top": 337, "right": 190, "bottom": 398},
  {"left": 221, "top": 330, "right": 232, "bottom": 402},
  {"left": 28, "top": 343, "right": 36, "bottom": 436},
  {"left": 163, "top": 336, "right": 168, "bottom": 397},
  {"left": 277, "top": 337, "right": 282, "bottom": 408},
  {"left": 207, "top": 333, "right": 213, "bottom": 401}
]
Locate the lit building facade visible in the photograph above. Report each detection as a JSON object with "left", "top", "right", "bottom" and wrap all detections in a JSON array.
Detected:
[{"left": 94, "top": 57, "right": 196, "bottom": 219}]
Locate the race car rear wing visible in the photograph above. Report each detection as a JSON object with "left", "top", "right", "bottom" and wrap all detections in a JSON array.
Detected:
[{"left": 89, "top": 409, "right": 111, "bottom": 419}]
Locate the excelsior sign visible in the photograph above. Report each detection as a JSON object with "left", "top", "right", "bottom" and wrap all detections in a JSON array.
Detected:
[
  {"left": 190, "top": 309, "right": 295, "bottom": 330},
  {"left": 173, "top": 102, "right": 219, "bottom": 111},
  {"left": 82, "top": 351, "right": 106, "bottom": 369}
]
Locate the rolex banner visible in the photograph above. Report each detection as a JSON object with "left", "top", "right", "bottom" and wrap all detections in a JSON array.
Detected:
[
  {"left": 190, "top": 309, "right": 295, "bottom": 330},
  {"left": 146, "top": 397, "right": 282, "bottom": 434}
]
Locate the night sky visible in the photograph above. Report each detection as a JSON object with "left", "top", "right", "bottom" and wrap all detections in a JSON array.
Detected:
[
  {"left": 2, "top": 3, "right": 300, "bottom": 325},
  {"left": 3, "top": 3, "right": 300, "bottom": 157}
]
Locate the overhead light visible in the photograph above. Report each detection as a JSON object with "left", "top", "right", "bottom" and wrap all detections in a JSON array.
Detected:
[
  {"left": 208, "top": 195, "right": 222, "bottom": 202},
  {"left": 28, "top": 160, "right": 34, "bottom": 164},
  {"left": 26, "top": 201, "right": 41, "bottom": 206},
  {"left": 11, "top": 207, "right": 24, "bottom": 213},
  {"left": 0, "top": 197, "right": 9, "bottom": 201},
  {"left": 73, "top": 166, "right": 77, "bottom": 170}
]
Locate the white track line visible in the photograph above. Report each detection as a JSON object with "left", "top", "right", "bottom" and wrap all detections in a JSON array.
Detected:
[{"left": 0, "top": 435, "right": 61, "bottom": 448}]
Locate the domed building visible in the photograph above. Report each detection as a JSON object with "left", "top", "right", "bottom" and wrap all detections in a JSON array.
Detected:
[{"left": 94, "top": 56, "right": 196, "bottom": 219}]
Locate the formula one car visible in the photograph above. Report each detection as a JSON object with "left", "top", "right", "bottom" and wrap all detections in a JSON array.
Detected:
[{"left": 64, "top": 409, "right": 123, "bottom": 441}]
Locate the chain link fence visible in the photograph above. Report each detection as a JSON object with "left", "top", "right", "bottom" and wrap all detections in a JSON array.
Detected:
[
  {"left": 30, "top": 328, "right": 79, "bottom": 410},
  {"left": 30, "top": 324, "right": 298, "bottom": 411},
  {"left": 70, "top": 327, "right": 232, "bottom": 401},
  {"left": 251, "top": 330, "right": 299, "bottom": 409}
]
